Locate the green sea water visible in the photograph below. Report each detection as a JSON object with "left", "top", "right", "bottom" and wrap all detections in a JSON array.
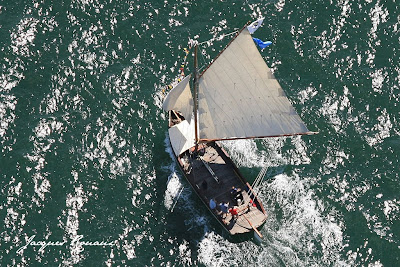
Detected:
[{"left": 1, "top": 0, "right": 399, "bottom": 266}]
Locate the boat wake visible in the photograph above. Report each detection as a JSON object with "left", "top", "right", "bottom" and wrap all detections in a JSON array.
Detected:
[
  {"left": 163, "top": 135, "right": 211, "bottom": 233},
  {"left": 196, "top": 171, "right": 345, "bottom": 266},
  {"left": 163, "top": 137, "right": 347, "bottom": 266}
]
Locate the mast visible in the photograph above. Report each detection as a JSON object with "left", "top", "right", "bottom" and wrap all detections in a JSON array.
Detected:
[{"left": 193, "top": 45, "right": 199, "bottom": 148}]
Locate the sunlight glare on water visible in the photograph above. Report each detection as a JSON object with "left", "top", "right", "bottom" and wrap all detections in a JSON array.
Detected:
[{"left": 0, "top": 0, "right": 399, "bottom": 266}]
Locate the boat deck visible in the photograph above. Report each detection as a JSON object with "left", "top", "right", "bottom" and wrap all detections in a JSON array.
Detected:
[{"left": 178, "top": 142, "right": 267, "bottom": 235}]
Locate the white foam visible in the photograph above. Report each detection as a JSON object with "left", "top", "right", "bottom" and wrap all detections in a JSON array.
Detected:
[
  {"left": 219, "top": 139, "right": 266, "bottom": 168},
  {"left": 163, "top": 137, "right": 347, "bottom": 265},
  {"left": 364, "top": 108, "right": 392, "bottom": 146},
  {"left": 369, "top": 2, "right": 389, "bottom": 40},
  {"left": 320, "top": 94, "right": 342, "bottom": 133},
  {"left": 0, "top": 94, "right": 17, "bottom": 146},
  {"left": 10, "top": 17, "right": 39, "bottom": 57},
  {"left": 298, "top": 86, "right": 318, "bottom": 105},
  {"left": 262, "top": 174, "right": 344, "bottom": 265},
  {"left": 371, "top": 69, "right": 386, "bottom": 93},
  {"left": 164, "top": 172, "right": 184, "bottom": 211},
  {"left": 62, "top": 184, "right": 88, "bottom": 265},
  {"left": 162, "top": 134, "right": 211, "bottom": 237},
  {"left": 24, "top": 118, "right": 65, "bottom": 204},
  {"left": 287, "top": 136, "right": 311, "bottom": 165},
  {"left": 383, "top": 199, "right": 399, "bottom": 219},
  {"left": 219, "top": 136, "right": 311, "bottom": 170},
  {"left": 275, "top": 0, "right": 286, "bottom": 12},
  {"left": 178, "top": 240, "right": 192, "bottom": 265},
  {"left": 122, "top": 240, "right": 137, "bottom": 260},
  {"left": 322, "top": 147, "right": 349, "bottom": 173},
  {"left": 360, "top": 198, "right": 399, "bottom": 245},
  {"left": 197, "top": 172, "right": 346, "bottom": 265}
]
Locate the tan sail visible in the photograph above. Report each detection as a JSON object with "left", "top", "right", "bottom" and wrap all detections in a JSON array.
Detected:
[
  {"left": 168, "top": 119, "right": 195, "bottom": 156},
  {"left": 162, "top": 74, "right": 193, "bottom": 123},
  {"left": 197, "top": 28, "right": 314, "bottom": 142}
]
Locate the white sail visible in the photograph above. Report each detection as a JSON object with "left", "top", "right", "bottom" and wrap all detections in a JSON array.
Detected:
[
  {"left": 162, "top": 74, "right": 193, "bottom": 123},
  {"left": 168, "top": 119, "right": 195, "bottom": 156},
  {"left": 197, "top": 28, "right": 311, "bottom": 142}
]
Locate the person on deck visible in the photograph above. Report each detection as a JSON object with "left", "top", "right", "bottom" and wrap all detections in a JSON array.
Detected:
[
  {"left": 230, "top": 186, "right": 243, "bottom": 205},
  {"left": 230, "top": 186, "right": 239, "bottom": 195},
  {"left": 219, "top": 202, "right": 229, "bottom": 222},
  {"left": 229, "top": 208, "right": 239, "bottom": 219},
  {"left": 219, "top": 202, "right": 229, "bottom": 213},
  {"left": 209, "top": 198, "right": 216, "bottom": 210}
]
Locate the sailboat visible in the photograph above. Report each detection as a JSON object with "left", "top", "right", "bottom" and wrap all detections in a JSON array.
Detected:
[{"left": 162, "top": 22, "right": 317, "bottom": 237}]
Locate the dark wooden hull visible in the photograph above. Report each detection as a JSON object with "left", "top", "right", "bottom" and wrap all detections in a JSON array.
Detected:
[{"left": 171, "top": 140, "right": 267, "bottom": 235}]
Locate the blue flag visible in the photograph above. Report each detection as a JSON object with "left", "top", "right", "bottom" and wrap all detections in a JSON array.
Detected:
[{"left": 253, "top": 38, "right": 272, "bottom": 49}]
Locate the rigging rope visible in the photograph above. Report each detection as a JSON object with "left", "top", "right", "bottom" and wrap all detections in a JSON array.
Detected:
[
  {"left": 162, "top": 29, "right": 239, "bottom": 98},
  {"left": 199, "top": 47, "right": 208, "bottom": 71},
  {"left": 161, "top": 47, "right": 191, "bottom": 97},
  {"left": 197, "top": 30, "right": 239, "bottom": 46},
  {"left": 252, "top": 165, "right": 268, "bottom": 191}
]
